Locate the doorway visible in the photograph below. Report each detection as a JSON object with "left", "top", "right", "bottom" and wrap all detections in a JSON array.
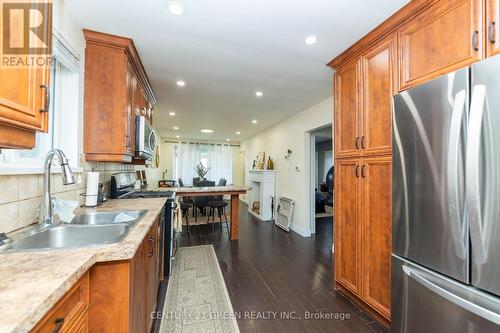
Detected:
[{"left": 308, "top": 124, "right": 333, "bottom": 247}]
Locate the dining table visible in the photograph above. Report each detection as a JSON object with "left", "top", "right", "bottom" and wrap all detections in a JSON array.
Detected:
[{"left": 170, "top": 185, "right": 251, "bottom": 240}]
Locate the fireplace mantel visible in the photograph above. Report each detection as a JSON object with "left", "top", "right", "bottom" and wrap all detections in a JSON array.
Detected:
[{"left": 248, "top": 170, "right": 276, "bottom": 221}]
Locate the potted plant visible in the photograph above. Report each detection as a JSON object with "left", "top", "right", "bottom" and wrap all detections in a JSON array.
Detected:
[{"left": 194, "top": 162, "right": 211, "bottom": 180}]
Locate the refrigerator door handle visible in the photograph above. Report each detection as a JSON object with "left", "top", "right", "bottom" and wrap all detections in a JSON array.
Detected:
[
  {"left": 402, "top": 264, "right": 500, "bottom": 325},
  {"left": 447, "top": 89, "right": 467, "bottom": 259},
  {"left": 466, "top": 85, "right": 487, "bottom": 264}
]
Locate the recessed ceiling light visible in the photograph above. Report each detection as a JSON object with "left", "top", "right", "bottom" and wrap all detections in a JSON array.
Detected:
[
  {"left": 168, "top": 1, "right": 184, "bottom": 15},
  {"left": 252, "top": 120, "right": 258, "bottom": 124},
  {"left": 169, "top": 111, "right": 176, "bottom": 116},
  {"left": 305, "top": 35, "right": 317, "bottom": 45},
  {"left": 226, "top": 138, "right": 230, "bottom": 142},
  {"left": 255, "top": 91, "right": 263, "bottom": 97},
  {"left": 200, "top": 129, "right": 214, "bottom": 133},
  {"left": 175, "top": 135, "right": 180, "bottom": 138},
  {"left": 236, "top": 131, "right": 241, "bottom": 135},
  {"left": 173, "top": 126, "right": 179, "bottom": 130},
  {"left": 176, "top": 80, "right": 186, "bottom": 87}
]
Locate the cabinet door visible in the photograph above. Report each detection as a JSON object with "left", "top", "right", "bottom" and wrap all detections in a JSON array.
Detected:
[
  {"left": 146, "top": 221, "right": 159, "bottom": 331},
  {"left": 126, "top": 64, "right": 135, "bottom": 155},
  {"left": 130, "top": 241, "right": 147, "bottom": 333},
  {"left": 334, "top": 158, "right": 362, "bottom": 296},
  {"left": 361, "top": 36, "right": 395, "bottom": 157},
  {"left": 398, "top": 0, "right": 483, "bottom": 90},
  {"left": 335, "top": 60, "right": 361, "bottom": 158},
  {"left": 487, "top": 0, "right": 500, "bottom": 57},
  {"left": 0, "top": 1, "right": 51, "bottom": 148},
  {"left": 361, "top": 156, "right": 392, "bottom": 319}
]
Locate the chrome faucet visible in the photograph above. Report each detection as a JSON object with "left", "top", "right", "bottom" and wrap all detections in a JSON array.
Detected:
[{"left": 39, "top": 149, "right": 76, "bottom": 227}]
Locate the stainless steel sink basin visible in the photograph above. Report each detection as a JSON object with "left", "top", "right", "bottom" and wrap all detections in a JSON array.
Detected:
[
  {"left": 69, "top": 210, "right": 147, "bottom": 227},
  {"left": 8, "top": 224, "right": 130, "bottom": 251}
]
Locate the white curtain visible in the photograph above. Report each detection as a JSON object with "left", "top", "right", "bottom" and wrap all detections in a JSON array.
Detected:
[
  {"left": 206, "top": 144, "right": 232, "bottom": 184},
  {"left": 174, "top": 143, "right": 233, "bottom": 185}
]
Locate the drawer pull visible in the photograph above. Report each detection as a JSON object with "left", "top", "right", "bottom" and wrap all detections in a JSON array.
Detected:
[
  {"left": 40, "top": 84, "right": 50, "bottom": 112},
  {"left": 355, "top": 164, "right": 360, "bottom": 178},
  {"left": 489, "top": 22, "right": 496, "bottom": 44},
  {"left": 361, "top": 165, "right": 366, "bottom": 178},
  {"left": 472, "top": 31, "right": 479, "bottom": 51},
  {"left": 148, "top": 236, "right": 154, "bottom": 257},
  {"left": 361, "top": 136, "right": 366, "bottom": 149},
  {"left": 355, "top": 137, "right": 360, "bottom": 149},
  {"left": 52, "top": 318, "right": 64, "bottom": 333}
]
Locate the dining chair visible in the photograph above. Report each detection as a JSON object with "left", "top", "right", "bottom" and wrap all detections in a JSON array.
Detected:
[
  {"left": 207, "top": 177, "right": 229, "bottom": 241},
  {"left": 193, "top": 180, "right": 215, "bottom": 221},
  {"left": 177, "top": 178, "right": 193, "bottom": 243}
]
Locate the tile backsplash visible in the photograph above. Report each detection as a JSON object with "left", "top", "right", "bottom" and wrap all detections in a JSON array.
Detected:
[{"left": 0, "top": 161, "right": 133, "bottom": 234}]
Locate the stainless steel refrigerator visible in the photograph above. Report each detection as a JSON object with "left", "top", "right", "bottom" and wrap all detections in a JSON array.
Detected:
[{"left": 392, "top": 55, "right": 500, "bottom": 332}]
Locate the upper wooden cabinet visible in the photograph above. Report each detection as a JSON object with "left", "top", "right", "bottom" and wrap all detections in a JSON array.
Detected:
[
  {"left": 398, "top": 0, "right": 483, "bottom": 90},
  {"left": 334, "top": 36, "right": 395, "bottom": 159},
  {"left": 487, "top": 0, "right": 500, "bottom": 56},
  {"left": 83, "top": 30, "right": 156, "bottom": 163},
  {"left": 360, "top": 36, "right": 396, "bottom": 156},
  {"left": 334, "top": 60, "right": 360, "bottom": 158},
  {"left": 0, "top": 1, "right": 51, "bottom": 149}
]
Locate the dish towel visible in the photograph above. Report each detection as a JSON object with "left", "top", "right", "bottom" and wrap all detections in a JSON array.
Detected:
[{"left": 173, "top": 197, "right": 183, "bottom": 232}]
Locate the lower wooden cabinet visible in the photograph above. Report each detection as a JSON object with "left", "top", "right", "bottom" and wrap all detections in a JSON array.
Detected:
[
  {"left": 32, "top": 272, "right": 89, "bottom": 333},
  {"left": 88, "top": 217, "right": 160, "bottom": 333},
  {"left": 334, "top": 155, "right": 392, "bottom": 322}
]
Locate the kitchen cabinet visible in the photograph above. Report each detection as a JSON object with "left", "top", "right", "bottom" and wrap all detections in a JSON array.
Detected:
[
  {"left": 334, "top": 156, "right": 392, "bottom": 322},
  {"left": 32, "top": 272, "right": 89, "bottom": 333},
  {"left": 89, "top": 216, "right": 160, "bottom": 333},
  {"left": 0, "top": 1, "right": 51, "bottom": 149},
  {"left": 361, "top": 156, "right": 392, "bottom": 320},
  {"left": 360, "top": 36, "right": 395, "bottom": 156},
  {"left": 334, "top": 60, "right": 360, "bottom": 158},
  {"left": 398, "top": 0, "right": 483, "bottom": 90},
  {"left": 83, "top": 29, "right": 156, "bottom": 163},
  {"left": 334, "top": 36, "right": 395, "bottom": 159},
  {"left": 334, "top": 158, "right": 362, "bottom": 296},
  {"left": 487, "top": 0, "right": 500, "bottom": 56}
]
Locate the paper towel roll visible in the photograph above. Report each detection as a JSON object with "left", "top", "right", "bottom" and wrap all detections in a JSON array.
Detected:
[{"left": 85, "top": 172, "right": 99, "bottom": 206}]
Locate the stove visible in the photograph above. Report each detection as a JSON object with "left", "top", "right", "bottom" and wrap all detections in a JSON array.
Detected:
[{"left": 110, "top": 172, "right": 177, "bottom": 278}]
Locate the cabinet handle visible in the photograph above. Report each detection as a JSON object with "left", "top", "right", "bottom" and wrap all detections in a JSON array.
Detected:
[
  {"left": 52, "top": 318, "right": 64, "bottom": 333},
  {"left": 361, "top": 165, "right": 366, "bottom": 178},
  {"left": 39, "top": 84, "right": 50, "bottom": 112},
  {"left": 361, "top": 136, "right": 366, "bottom": 149},
  {"left": 355, "top": 137, "right": 360, "bottom": 149},
  {"left": 148, "top": 236, "right": 154, "bottom": 257},
  {"left": 489, "top": 22, "right": 496, "bottom": 44},
  {"left": 472, "top": 30, "right": 480, "bottom": 51},
  {"left": 355, "top": 164, "right": 360, "bottom": 178}
]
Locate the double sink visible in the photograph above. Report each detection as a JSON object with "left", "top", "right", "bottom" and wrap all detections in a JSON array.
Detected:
[{"left": 6, "top": 210, "right": 147, "bottom": 251}]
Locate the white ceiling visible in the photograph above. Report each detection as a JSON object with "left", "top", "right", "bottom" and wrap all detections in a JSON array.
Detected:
[{"left": 66, "top": 0, "right": 409, "bottom": 142}]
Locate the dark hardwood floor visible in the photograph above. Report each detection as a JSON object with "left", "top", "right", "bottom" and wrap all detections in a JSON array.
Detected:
[{"left": 153, "top": 202, "right": 387, "bottom": 333}]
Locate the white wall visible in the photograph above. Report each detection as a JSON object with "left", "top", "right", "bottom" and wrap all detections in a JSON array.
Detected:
[{"left": 241, "top": 97, "right": 333, "bottom": 237}]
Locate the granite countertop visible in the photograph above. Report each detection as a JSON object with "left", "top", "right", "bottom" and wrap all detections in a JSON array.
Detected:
[{"left": 0, "top": 197, "right": 167, "bottom": 333}]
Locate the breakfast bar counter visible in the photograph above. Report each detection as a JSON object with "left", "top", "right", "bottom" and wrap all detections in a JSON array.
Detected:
[{"left": 170, "top": 185, "right": 251, "bottom": 240}]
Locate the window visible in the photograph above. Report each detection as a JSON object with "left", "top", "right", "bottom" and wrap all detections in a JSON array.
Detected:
[
  {"left": 0, "top": 30, "right": 81, "bottom": 171},
  {"left": 174, "top": 143, "right": 233, "bottom": 184}
]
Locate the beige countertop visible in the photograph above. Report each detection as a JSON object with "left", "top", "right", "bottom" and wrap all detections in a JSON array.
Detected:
[{"left": 0, "top": 197, "right": 167, "bottom": 333}]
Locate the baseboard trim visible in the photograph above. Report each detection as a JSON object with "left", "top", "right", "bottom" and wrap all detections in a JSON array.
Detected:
[{"left": 290, "top": 223, "right": 312, "bottom": 237}]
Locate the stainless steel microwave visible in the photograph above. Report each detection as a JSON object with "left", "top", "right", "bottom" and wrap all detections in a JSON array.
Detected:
[{"left": 135, "top": 115, "right": 157, "bottom": 160}]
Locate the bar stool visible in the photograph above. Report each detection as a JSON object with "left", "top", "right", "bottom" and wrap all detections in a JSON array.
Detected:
[
  {"left": 180, "top": 201, "right": 193, "bottom": 243},
  {"left": 206, "top": 200, "right": 230, "bottom": 240}
]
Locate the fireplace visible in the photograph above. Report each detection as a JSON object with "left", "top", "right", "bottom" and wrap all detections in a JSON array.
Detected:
[{"left": 247, "top": 170, "right": 276, "bottom": 221}]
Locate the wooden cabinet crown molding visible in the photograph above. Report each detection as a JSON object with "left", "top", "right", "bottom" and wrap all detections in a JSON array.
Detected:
[
  {"left": 83, "top": 29, "right": 157, "bottom": 105},
  {"left": 328, "top": 0, "right": 436, "bottom": 70}
]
